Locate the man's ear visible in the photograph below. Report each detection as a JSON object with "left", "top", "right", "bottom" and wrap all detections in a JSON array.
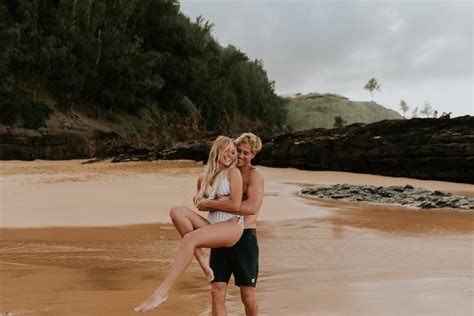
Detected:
[{"left": 251, "top": 151, "right": 256, "bottom": 159}]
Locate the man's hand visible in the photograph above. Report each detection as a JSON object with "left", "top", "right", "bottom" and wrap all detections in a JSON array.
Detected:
[
  {"left": 197, "top": 196, "right": 231, "bottom": 212},
  {"left": 216, "top": 196, "right": 230, "bottom": 201},
  {"left": 196, "top": 199, "right": 211, "bottom": 212}
]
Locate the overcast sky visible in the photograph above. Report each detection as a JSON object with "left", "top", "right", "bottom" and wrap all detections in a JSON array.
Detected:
[{"left": 180, "top": 0, "right": 473, "bottom": 117}]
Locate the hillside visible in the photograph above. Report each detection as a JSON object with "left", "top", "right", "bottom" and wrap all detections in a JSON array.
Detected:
[
  {"left": 0, "top": 90, "right": 276, "bottom": 160},
  {"left": 0, "top": 0, "right": 286, "bottom": 141},
  {"left": 285, "top": 93, "right": 403, "bottom": 130}
]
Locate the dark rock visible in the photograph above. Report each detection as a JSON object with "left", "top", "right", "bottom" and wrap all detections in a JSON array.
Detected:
[
  {"left": 82, "top": 157, "right": 107, "bottom": 164},
  {"left": 301, "top": 184, "right": 474, "bottom": 210},
  {"left": 255, "top": 116, "right": 474, "bottom": 184},
  {"left": 1, "top": 116, "right": 473, "bottom": 184}
]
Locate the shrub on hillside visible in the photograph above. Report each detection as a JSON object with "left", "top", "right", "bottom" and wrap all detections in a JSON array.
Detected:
[
  {"left": 21, "top": 101, "right": 53, "bottom": 129},
  {"left": 334, "top": 115, "right": 347, "bottom": 128},
  {"left": 0, "top": 102, "right": 17, "bottom": 125},
  {"left": 56, "top": 99, "right": 74, "bottom": 113}
]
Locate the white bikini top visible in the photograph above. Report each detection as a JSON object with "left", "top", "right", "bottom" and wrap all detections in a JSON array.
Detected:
[
  {"left": 206, "top": 176, "right": 243, "bottom": 224},
  {"left": 206, "top": 176, "right": 231, "bottom": 199}
]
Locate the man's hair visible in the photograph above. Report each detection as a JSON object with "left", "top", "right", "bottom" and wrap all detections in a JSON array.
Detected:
[{"left": 235, "top": 132, "right": 262, "bottom": 153}]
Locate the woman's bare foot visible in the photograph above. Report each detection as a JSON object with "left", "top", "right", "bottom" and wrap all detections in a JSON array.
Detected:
[
  {"left": 134, "top": 292, "right": 168, "bottom": 313},
  {"left": 196, "top": 252, "right": 214, "bottom": 281}
]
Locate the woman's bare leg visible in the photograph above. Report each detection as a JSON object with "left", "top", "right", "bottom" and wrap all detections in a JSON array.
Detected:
[
  {"left": 134, "top": 220, "right": 244, "bottom": 312},
  {"left": 169, "top": 206, "right": 213, "bottom": 280}
]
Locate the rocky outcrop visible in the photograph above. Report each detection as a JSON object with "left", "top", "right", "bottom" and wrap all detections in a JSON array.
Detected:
[
  {"left": 2, "top": 116, "right": 473, "bottom": 184},
  {"left": 0, "top": 129, "right": 91, "bottom": 160},
  {"left": 100, "top": 116, "right": 474, "bottom": 184},
  {"left": 301, "top": 184, "right": 474, "bottom": 210},
  {"left": 0, "top": 128, "right": 159, "bottom": 160},
  {"left": 256, "top": 116, "right": 473, "bottom": 184},
  {"left": 109, "top": 140, "right": 211, "bottom": 163}
]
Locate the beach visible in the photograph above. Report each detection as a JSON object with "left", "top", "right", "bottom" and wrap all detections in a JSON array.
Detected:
[{"left": 1, "top": 160, "right": 473, "bottom": 315}]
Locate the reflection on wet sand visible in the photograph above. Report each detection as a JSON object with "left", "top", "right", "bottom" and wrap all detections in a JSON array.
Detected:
[{"left": 1, "top": 160, "right": 473, "bottom": 315}]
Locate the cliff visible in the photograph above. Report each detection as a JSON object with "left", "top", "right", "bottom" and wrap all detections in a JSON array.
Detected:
[
  {"left": 257, "top": 116, "right": 473, "bottom": 183},
  {"left": 1, "top": 116, "right": 472, "bottom": 184}
]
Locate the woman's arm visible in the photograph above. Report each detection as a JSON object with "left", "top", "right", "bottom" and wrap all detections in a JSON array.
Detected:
[
  {"left": 193, "top": 174, "right": 204, "bottom": 205},
  {"left": 197, "top": 168, "right": 242, "bottom": 212}
]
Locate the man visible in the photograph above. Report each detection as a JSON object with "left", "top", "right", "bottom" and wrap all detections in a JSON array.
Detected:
[{"left": 200, "top": 132, "right": 264, "bottom": 316}]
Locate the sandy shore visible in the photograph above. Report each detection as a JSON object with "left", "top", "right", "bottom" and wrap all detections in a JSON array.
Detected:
[{"left": 1, "top": 160, "right": 473, "bottom": 315}]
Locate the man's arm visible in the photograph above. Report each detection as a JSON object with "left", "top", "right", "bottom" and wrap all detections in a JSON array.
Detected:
[
  {"left": 238, "top": 169, "right": 264, "bottom": 216},
  {"left": 196, "top": 167, "right": 243, "bottom": 213},
  {"left": 201, "top": 169, "right": 263, "bottom": 216}
]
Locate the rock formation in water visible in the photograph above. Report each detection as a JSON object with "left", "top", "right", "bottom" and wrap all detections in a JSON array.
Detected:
[{"left": 301, "top": 184, "right": 474, "bottom": 210}]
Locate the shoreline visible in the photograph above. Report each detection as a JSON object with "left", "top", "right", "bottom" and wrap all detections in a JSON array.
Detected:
[
  {"left": 1, "top": 160, "right": 473, "bottom": 315},
  {"left": 2, "top": 160, "right": 473, "bottom": 228}
]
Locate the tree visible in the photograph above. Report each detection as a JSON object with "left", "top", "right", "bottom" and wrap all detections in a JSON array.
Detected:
[
  {"left": 420, "top": 101, "right": 433, "bottom": 118},
  {"left": 363, "top": 78, "right": 381, "bottom": 102},
  {"left": 0, "top": 0, "right": 287, "bottom": 133},
  {"left": 399, "top": 100, "right": 409, "bottom": 118},
  {"left": 334, "top": 115, "right": 346, "bottom": 128},
  {"left": 411, "top": 106, "right": 419, "bottom": 118}
]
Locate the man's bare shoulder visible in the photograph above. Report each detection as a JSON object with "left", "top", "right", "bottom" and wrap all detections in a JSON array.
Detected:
[{"left": 248, "top": 167, "right": 264, "bottom": 183}]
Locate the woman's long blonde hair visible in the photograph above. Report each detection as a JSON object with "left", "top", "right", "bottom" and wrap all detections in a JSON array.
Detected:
[{"left": 195, "top": 136, "right": 237, "bottom": 203}]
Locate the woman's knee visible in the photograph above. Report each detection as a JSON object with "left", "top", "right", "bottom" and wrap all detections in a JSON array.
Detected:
[
  {"left": 169, "top": 205, "right": 185, "bottom": 220},
  {"left": 181, "top": 232, "right": 197, "bottom": 249}
]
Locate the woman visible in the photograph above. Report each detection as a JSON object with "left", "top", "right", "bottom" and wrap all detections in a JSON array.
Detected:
[{"left": 135, "top": 136, "right": 244, "bottom": 312}]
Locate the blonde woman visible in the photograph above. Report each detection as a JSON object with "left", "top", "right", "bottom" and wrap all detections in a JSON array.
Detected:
[{"left": 135, "top": 136, "right": 244, "bottom": 312}]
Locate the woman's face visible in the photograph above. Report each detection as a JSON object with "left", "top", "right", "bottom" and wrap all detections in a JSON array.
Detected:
[{"left": 219, "top": 142, "right": 236, "bottom": 167}]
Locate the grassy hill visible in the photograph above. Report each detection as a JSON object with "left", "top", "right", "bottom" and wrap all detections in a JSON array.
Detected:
[{"left": 285, "top": 93, "right": 403, "bottom": 130}]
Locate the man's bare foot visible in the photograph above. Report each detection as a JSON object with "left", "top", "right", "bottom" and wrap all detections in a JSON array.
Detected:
[
  {"left": 134, "top": 292, "right": 168, "bottom": 313},
  {"left": 196, "top": 252, "right": 214, "bottom": 281}
]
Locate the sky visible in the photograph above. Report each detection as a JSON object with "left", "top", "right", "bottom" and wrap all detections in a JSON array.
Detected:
[{"left": 180, "top": 0, "right": 473, "bottom": 117}]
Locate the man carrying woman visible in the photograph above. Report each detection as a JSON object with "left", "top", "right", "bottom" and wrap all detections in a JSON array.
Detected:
[{"left": 135, "top": 133, "right": 263, "bottom": 316}]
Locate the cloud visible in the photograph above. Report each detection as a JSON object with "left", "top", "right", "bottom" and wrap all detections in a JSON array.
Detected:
[{"left": 180, "top": 0, "right": 473, "bottom": 116}]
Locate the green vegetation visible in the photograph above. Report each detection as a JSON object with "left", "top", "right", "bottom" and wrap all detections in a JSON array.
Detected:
[
  {"left": 363, "top": 78, "right": 381, "bottom": 102},
  {"left": 399, "top": 100, "right": 409, "bottom": 118},
  {"left": 285, "top": 94, "right": 402, "bottom": 130},
  {"left": 0, "top": 0, "right": 286, "bottom": 132},
  {"left": 333, "top": 115, "right": 346, "bottom": 128},
  {"left": 20, "top": 100, "right": 53, "bottom": 129},
  {"left": 420, "top": 101, "right": 433, "bottom": 118}
]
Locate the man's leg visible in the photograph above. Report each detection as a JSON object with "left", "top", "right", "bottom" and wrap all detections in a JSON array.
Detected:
[
  {"left": 240, "top": 286, "right": 258, "bottom": 316},
  {"left": 211, "top": 282, "right": 228, "bottom": 316},
  {"left": 231, "top": 229, "right": 259, "bottom": 316}
]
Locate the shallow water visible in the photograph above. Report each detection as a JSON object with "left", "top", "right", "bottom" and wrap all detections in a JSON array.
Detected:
[{"left": 1, "top": 160, "right": 473, "bottom": 315}]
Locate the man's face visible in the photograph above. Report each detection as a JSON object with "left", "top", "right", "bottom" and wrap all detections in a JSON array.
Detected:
[{"left": 237, "top": 143, "right": 255, "bottom": 167}]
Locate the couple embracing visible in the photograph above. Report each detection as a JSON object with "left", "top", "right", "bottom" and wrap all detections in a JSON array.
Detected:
[{"left": 135, "top": 133, "right": 264, "bottom": 316}]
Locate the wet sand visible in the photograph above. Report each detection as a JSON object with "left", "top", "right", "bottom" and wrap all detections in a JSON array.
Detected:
[{"left": 1, "top": 160, "right": 473, "bottom": 315}]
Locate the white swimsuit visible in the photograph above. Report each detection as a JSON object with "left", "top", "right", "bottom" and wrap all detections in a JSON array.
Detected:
[{"left": 206, "top": 176, "right": 244, "bottom": 225}]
